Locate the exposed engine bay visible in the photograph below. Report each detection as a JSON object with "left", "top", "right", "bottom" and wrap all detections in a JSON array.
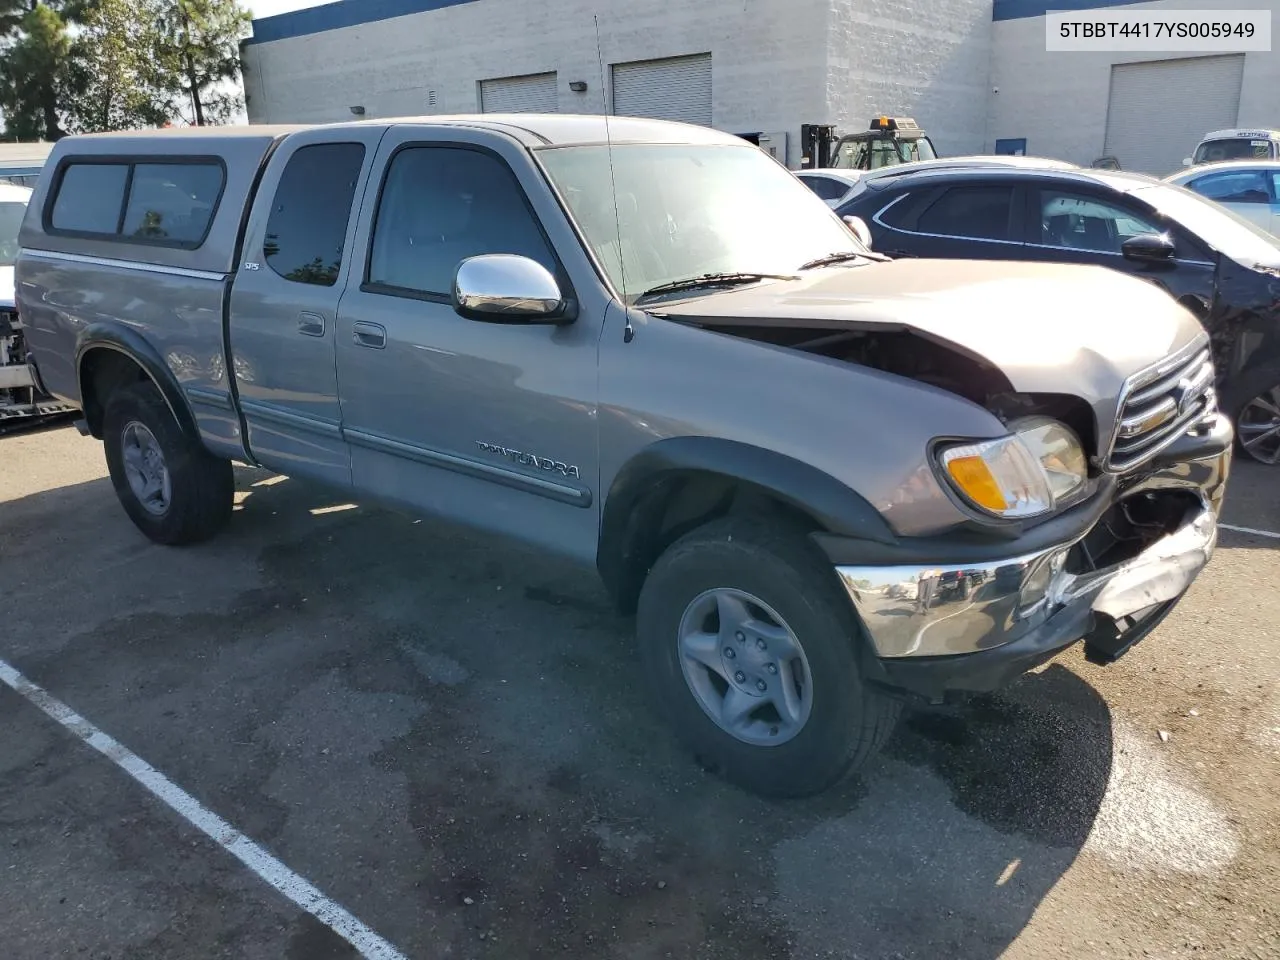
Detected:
[{"left": 695, "top": 321, "right": 1100, "bottom": 455}]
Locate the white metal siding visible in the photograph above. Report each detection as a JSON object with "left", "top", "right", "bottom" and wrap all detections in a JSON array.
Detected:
[
  {"left": 611, "top": 54, "right": 712, "bottom": 126},
  {"left": 1103, "top": 55, "right": 1244, "bottom": 176},
  {"left": 479, "top": 72, "right": 558, "bottom": 113}
]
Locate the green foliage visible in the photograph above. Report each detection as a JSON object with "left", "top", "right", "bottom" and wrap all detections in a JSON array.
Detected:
[
  {"left": 0, "top": 0, "right": 251, "bottom": 139},
  {"left": 154, "top": 0, "right": 252, "bottom": 126}
]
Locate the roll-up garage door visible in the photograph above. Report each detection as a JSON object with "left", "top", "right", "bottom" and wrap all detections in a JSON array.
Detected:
[
  {"left": 1102, "top": 54, "right": 1244, "bottom": 176},
  {"left": 479, "top": 72, "right": 558, "bottom": 113},
  {"left": 611, "top": 54, "right": 712, "bottom": 126}
]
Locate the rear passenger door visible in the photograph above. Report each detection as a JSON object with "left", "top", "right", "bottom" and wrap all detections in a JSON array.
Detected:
[
  {"left": 228, "top": 128, "right": 384, "bottom": 488},
  {"left": 868, "top": 180, "right": 1026, "bottom": 259}
]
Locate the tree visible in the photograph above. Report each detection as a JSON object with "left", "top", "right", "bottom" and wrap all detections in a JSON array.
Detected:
[
  {"left": 0, "top": 2, "right": 75, "bottom": 140},
  {"left": 64, "top": 0, "right": 169, "bottom": 133},
  {"left": 154, "top": 0, "right": 250, "bottom": 126}
]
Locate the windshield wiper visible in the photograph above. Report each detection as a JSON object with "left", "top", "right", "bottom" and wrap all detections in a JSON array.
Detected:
[
  {"left": 798, "top": 250, "right": 889, "bottom": 269},
  {"left": 635, "top": 272, "right": 796, "bottom": 302}
]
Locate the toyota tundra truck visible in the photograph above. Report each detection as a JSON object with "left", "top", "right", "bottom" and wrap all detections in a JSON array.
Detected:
[{"left": 16, "top": 115, "right": 1232, "bottom": 798}]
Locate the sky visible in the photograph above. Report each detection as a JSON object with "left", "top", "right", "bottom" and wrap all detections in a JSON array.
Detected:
[{"left": 246, "top": 0, "right": 330, "bottom": 18}]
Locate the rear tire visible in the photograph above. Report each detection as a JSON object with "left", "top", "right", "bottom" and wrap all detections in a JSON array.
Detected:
[
  {"left": 102, "top": 380, "right": 234, "bottom": 545},
  {"left": 636, "top": 514, "right": 901, "bottom": 798},
  {"left": 1223, "top": 359, "right": 1280, "bottom": 465}
]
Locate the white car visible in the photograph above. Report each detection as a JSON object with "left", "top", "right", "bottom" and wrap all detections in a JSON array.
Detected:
[
  {"left": 795, "top": 170, "right": 863, "bottom": 207},
  {"left": 1166, "top": 160, "right": 1280, "bottom": 236}
]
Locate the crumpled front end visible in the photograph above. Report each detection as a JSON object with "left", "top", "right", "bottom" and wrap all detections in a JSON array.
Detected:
[{"left": 827, "top": 401, "right": 1233, "bottom": 704}]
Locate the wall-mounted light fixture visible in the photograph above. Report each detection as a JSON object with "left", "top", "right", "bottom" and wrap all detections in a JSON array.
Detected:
[
  {"left": 350, "top": 105, "right": 366, "bottom": 116},
  {"left": 569, "top": 81, "right": 588, "bottom": 93}
]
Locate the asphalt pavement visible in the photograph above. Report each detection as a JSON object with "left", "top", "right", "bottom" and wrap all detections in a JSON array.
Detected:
[{"left": 1, "top": 422, "right": 1277, "bottom": 960}]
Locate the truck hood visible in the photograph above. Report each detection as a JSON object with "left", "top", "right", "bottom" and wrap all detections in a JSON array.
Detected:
[
  {"left": 0, "top": 264, "right": 13, "bottom": 308},
  {"left": 651, "top": 258, "right": 1207, "bottom": 403}
]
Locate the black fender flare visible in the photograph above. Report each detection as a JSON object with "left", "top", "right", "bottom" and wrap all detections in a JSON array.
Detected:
[
  {"left": 75, "top": 322, "right": 200, "bottom": 442},
  {"left": 596, "top": 436, "right": 897, "bottom": 612}
]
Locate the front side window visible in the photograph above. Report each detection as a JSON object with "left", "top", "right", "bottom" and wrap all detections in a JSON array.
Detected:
[
  {"left": 368, "top": 146, "right": 556, "bottom": 297},
  {"left": 1038, "top": 191, "right": 1160, "bottom": 254},
  {"left": 122, "top": 163, "right": 224, "bottom": 243},
  {"left": 537, "top": 142, "right": 864, "bottom": 300},
  {"left": 916, "top": 186, "right": 1015, "bottom": 241},
  {"left": 1188, "top": 170, "right": 1272, "bottom": 204},
  {"left": 264, "top": 143, "right": 366, "bottom": 287}
]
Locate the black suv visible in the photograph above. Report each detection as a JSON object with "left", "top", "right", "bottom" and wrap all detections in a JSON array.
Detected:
[{"left": 837, "top": 166, "right": 1280, "bottom": 464}]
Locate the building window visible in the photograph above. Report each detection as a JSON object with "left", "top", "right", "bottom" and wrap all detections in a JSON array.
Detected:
[
  {"left": 264, "top": 143, "right": 366, "bottom": 287},
  {"left": 366, "top": 146, "right": 556, "bottom": 298}
]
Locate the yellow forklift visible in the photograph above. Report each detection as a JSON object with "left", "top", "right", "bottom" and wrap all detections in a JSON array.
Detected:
[{"left": 800, "top": 117, "right": 939, "bottom": 170}]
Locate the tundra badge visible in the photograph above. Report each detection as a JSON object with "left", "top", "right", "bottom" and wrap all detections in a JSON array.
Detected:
[{"left": 476, "top": 441, "right": 581, "bottom": 480}]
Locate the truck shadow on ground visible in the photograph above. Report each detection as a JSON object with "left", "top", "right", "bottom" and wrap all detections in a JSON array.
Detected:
[{"left": 1, "top": 463, "right": 1121, "bottom": 960}]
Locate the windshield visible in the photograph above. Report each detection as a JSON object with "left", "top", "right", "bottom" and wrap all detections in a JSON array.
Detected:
[
  {"left": 1133, "top": 182, "right": 1280, "bottom": 267},
  {"left": 536, "top": 143, "right": 867, "bottom": 301},
  {"left": 831, "top": 136, "right": 937, "bottom": 170},
  {"left": 0, "top": 200, "right": 27, "bottom": 267},
  {"left": 1192, "top": 138, "right": 1277, "bottom": 164}
]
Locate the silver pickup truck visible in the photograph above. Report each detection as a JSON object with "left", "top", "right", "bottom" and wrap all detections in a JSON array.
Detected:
[{"left": 16, "top": 115, "right": 1232, "bottom": 798}]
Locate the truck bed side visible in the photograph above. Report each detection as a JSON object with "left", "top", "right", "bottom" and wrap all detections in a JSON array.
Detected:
[{"left": 15, "top": 127, "right": 300, "bottom": 460}]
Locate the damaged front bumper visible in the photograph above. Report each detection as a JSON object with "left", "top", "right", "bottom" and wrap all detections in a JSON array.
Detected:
[{"left": 828, "top": 413, "right": 1232, "bottom": 703}]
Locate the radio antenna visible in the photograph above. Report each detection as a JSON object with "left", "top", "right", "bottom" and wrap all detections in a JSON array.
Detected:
[{"left": 594, "top": 14, "right": 634, "bottom": 343}]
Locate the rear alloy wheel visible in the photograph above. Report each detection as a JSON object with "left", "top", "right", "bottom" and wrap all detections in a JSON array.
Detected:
[{"left": 637, "top": 515, "right": 901, "bottom": 798}]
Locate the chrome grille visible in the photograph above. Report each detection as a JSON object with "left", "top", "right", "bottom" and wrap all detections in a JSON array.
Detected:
[{"left": 1106, "top": 344, "right": 1217, "bottom": 473}]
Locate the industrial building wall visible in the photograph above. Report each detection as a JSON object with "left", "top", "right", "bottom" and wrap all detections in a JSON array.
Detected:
[
  {"left": 240, "top": 0, "right": 831, "bottom": 166},
  {"left": 825, "top": 0, "right": 994, "bottom": 157},
  {"left": 987, "top": 0, "right": 1280, "bottom": 173}
]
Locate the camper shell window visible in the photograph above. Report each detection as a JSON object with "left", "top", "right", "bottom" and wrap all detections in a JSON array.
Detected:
[{"left": 45, "top": 156, "right": 226, "bottom": 249}]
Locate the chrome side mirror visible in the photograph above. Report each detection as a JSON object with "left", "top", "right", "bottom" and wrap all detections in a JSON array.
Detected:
[
  {"left": 843, "top": 215, "right": 873, "bottom": 249},
  {"left": 452, "top": 254, "right": 573, "bottom": 324}
]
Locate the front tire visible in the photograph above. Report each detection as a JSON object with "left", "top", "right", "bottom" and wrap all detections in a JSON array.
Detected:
[
  {"left": 1223, "top": 359, "right": 1280, "bottom": 465},
  {"left": 102, "top": 380, "right": 234, "bottom": 545},
  {"left": 636, "top": 515, "right": 901, "bottom": 798}
]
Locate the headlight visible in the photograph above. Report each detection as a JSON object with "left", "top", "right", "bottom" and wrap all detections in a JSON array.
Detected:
[{"left": 938, "top": 417, "right": 1087, "bottom": 520}]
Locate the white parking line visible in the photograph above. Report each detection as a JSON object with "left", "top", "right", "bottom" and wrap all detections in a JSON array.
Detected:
[
  {"left": 1219, "top": 522, "right": 1280, "bottom": 540},
  {"left": 0, "top": 659, "right": 409, "bottom": 960}
]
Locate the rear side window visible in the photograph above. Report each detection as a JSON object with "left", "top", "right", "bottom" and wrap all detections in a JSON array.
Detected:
[
  {"left": 123, "top": 164, "right": 224, "bottom": 243},
  {"left": 264, "top": 143, "right": 366, "bottom": 287},
  {"left": 1188, "top": 170, "right": 1272, "bottom": 204},
  {"left": 51, "top": 164, "right": 129, "bottom": 234},
  {"left": 802, "top": 176, "right": 847, "bottom": 201},
  {"left": 915, "top": 186, "right": 1015, "bottom": 241},
  {"left": 47, "top": 158, "right": 225, "bottom": 247}
]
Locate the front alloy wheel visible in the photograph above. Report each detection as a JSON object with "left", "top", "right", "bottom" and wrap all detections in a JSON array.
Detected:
[{"left": 1237, "top": 385, "right": 1280, "bottom": 465}]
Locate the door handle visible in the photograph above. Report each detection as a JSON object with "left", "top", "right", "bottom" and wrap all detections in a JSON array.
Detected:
[
  {"left": 297, "top": 312, "right": 326, "bottom": 337},
  {"left": 352, "top": 321, "right": 387, "bottom": 349}
]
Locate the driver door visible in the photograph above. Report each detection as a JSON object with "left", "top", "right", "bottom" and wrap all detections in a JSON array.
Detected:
[{"left": 333, "top": 127, "right": 603, "bottom": 562}]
